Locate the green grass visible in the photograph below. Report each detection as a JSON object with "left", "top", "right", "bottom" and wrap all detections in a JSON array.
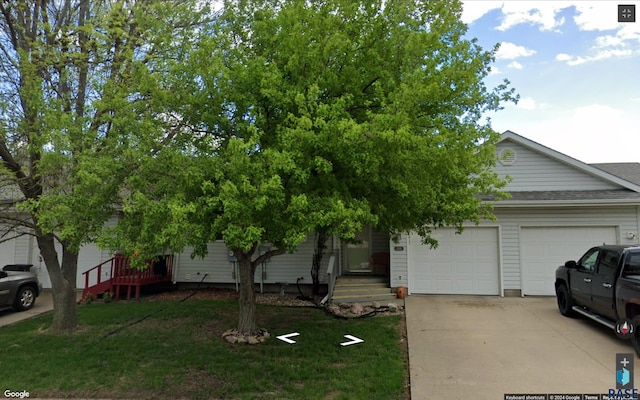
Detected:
[{"left": 0, "top": 299, "right": 408, "bottom": 399}]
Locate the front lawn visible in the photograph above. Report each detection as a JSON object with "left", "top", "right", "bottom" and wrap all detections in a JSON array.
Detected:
[{"left": 0, "top": 298, "right": 408, "bottom": 399}]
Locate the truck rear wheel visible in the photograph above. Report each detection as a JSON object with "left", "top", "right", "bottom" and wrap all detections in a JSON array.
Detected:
[
  {"left": 556, "top": 284, "right": 576, "bottom": 317},
  {"left": 633, "top": 318, "right": 640, "bottom": 358}
]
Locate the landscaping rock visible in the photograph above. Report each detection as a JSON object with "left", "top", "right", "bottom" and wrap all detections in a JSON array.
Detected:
[
  {"left": 351, "top": 303, "right": 364, "bottom": 315},
  {"left": 222, "top": 329, "right": 236, "bottom": 338},
  {"left": 247, "top": 336, "right": 260, "bottom": 345},
  {"left": 339, "top": 303, "right": 351, "bottom": 309},
  {"left": 372, "top": 301, "right": 381, "bottom": 309},
  {"left": 388, "top": 303, "right": 398, "bottom": 312},
  {"left": 225, "top": 335, "right": 238, "bottom": 344}
]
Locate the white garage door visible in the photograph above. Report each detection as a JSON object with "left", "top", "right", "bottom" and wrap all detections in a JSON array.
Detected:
[
  {"left": 521, "top": 226, "right": 618, "bottom": 296},
  {"left": 409, "top": 227, "right": 500, "bottom": 295}
]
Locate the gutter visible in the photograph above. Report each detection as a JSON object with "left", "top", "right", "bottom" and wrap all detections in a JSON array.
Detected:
[{"left": 490, "top": 199, "right": 640, "bottom": 208}]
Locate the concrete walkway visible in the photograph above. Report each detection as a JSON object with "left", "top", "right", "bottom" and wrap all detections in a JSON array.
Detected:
[{"left": 406, "top": 295, "right": 631, "bottom": 399}]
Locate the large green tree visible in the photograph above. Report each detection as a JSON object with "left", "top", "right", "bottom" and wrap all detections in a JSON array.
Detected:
[
  {"left": 106, "top": 0, "right": 516, "bottom": 335},
  {"left": 0, "top": 0, "right": 209, "bottom": 332}
]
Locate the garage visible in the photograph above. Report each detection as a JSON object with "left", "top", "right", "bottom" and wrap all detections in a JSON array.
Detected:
[
  {"left": 520, "top": 226, "right": 618, "bottom": 295},
  {"left": 408, "top": 227, "right": 500, "bottom": 295}
]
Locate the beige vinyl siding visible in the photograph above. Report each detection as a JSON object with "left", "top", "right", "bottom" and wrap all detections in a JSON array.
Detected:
[
  {"left": 390, "top": 234, "right": 408, "bottom": 288},
  {"left": 499, "top": 223, "right": 521, "bottom": 291},
  {"left": 495, "top": 140, "right": 621, "bottom": 191},
  {"left": 12, "top": 234, "right": 30, "bottom": 265},
  {"left": 175, "top": 233, "right": 332, "bottom": 285},
  {"left": 176, "top": 242, "right": 232, "bottom": 284}
]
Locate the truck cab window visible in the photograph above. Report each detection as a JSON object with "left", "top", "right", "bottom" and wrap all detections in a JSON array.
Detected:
[
  {"left": 578, "top": 249, "right": 599, "bottom": 273},
  {"left": 624, "top": 253, "right": 640, "bottom": 275},
  {"left": 596, "top": 249, "right": 618, "bottom": 278}
]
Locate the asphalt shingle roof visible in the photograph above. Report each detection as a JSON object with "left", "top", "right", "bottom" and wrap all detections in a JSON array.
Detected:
[
  {"left": 591, "top": 163, "right": 640, "bottom": 186},
  {"left": 482, "top": 190, "right": 640, "bottom": 202}
]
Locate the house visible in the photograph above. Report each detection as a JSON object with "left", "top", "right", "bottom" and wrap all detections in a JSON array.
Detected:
[
  {"left": 3, "top": 130, "right": 640, "bottom": 299},
  {"left": 390, "top": 130, "right": 640, "bottom": 296}
]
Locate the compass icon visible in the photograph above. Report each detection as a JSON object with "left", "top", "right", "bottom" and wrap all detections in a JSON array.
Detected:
[{"left": 615, "top": 318, "right": 636, "bottom": 339}]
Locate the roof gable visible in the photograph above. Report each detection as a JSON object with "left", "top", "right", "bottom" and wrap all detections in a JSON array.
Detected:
[{"left": 496, "top": 131, "right": 640, "bottom": 193}]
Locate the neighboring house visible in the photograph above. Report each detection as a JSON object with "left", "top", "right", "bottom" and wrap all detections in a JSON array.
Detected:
[{"left": 2, "top": 130, "right": 640, "bottom": 298}]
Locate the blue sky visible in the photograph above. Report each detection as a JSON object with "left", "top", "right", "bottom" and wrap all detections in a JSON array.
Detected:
[{"left": 462, "top": 1, "right": 640, "bottom": 163}]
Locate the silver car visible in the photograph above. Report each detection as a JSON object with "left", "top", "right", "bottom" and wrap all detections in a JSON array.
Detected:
[{"left": 0, "top": 264, "right": 42, "bottom": 312}]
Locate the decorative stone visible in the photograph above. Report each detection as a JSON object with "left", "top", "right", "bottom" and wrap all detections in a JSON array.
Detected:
[
  {"left": 339, "top": 303, "right": 351, "bottom": 309},
  {"left": 372, "top": 301, "right": 381, "bottom": 309},
  {"left": 225, "top": 335, "right": 238, "bottom": 344},
  {"left": 247, "top": 336, "right": 260, "bottom": 345},
  {"left": 328, "top": 304, "right": 340, "bottom": 314},
  {"left": 222, "top": 329, "right": 236, "bottom": 338},
  {"left": 236, "top": 336, "right": 248, "bottom": 344},
  {"left": 388, "top": 303, "right": 398, "bottom": 312},
  {"left": 351, "top": 303, "right": 364, "bottom": 315},
  {"left": 260, "top": 329, "right": 270, "bottom": 339}
]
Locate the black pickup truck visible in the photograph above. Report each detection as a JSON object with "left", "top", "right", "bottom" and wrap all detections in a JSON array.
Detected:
[{"left": 555, "top": 245, "right": 640, "bottom": 355}]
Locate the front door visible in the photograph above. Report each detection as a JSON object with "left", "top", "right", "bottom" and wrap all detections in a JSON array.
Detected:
[{"left": 345, "top": 227, "right": 371, "bottom": 273}]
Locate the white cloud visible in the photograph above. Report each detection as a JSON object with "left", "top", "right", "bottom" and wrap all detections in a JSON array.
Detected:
[
  {"left": 573, "top": 3, "right": 619, "bottom": 31},
  {"left": 556, "top": 48, "right": 633, "bottom": 65},
  {"left": 517, "top": 97, "right": 538, "bottom": 110},
  {"left": 488, "top": 66, "right": 501, "bottom": 76},
  {"left": 463, "top": 1, "right": 640, "bottom": 38},
  {"left": 461, "top": 1, "right": 504, "bottom": 24},
  {"left": 507, "top": 61, "right": 523, "bottom": 69},
  {"left": 496, "top": 2, "right": 572, "bottom": 31},
  {"left": 593, "top": 35, "right": 626, "bottom": 48},
  {"left": 496, "top": 42, "right": 536, "bottom": 60}
]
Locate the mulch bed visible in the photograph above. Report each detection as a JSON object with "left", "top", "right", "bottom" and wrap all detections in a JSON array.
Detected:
[{"left": 144, "top": 287, "right": 325, "bottom": 307}]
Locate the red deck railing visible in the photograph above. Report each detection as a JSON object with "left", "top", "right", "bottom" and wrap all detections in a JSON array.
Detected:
[{"left": 82, "top": 254, "right": 174, "bottom": 301}]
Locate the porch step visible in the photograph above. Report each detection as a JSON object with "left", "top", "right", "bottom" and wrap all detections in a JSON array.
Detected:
[{"left": 331, "top": 276, "right": 397, "bottom": 304}]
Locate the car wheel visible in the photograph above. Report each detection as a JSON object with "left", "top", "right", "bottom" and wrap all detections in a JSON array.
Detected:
[
  {"left": 14, "top": 286, "right": 36, "bottom": 311},
  {"left": 556, "top": 284, "right": 576, "bottom": 317}
]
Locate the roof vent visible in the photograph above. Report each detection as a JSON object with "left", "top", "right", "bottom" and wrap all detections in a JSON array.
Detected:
[{"left": 499, "top": 148, "right": 516, "bottom": 166}]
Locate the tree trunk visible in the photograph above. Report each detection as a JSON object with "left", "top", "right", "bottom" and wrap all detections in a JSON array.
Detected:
[
  {"left": 36, "top": 233, "right": 78, "bottom": 333},
  {"left": 236, "top": 252, "right": 257, "bottom": 335},
  {"left": 311, "top": 232, "right": 329, "bottom": 295}
]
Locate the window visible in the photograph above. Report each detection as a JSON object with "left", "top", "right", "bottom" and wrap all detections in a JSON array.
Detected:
[
  {"left": 597, "top": 249, "right": 619, "bottom": 278},
  {"left": 624, "top": 253, "right": 640, "bottom": 275},
  {"left": 578, "top": 249, "right": 600, "bottom": 273}
]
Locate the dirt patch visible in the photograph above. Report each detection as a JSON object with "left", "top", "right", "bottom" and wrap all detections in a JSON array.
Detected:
[
  {"left": 323, "top": 390, "right": 342, "bottom": 400},
  {"left": 399, "top": 311, "right": 411, "bottom": 399},
  {"left": 145, "top": 287, "right": 324, "bottom": 307}
]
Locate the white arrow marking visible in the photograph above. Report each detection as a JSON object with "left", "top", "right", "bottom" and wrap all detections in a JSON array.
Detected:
[
  {"left": 276, "top": 332, "right": 300, "bottom": 344},
  {"left": 340, "top": 334, "right": 364, "bottom": 347}
]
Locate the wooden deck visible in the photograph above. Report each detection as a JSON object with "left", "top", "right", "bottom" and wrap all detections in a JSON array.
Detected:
[{"left": 82, "top": 254, "right": 174, "bottom": 301}]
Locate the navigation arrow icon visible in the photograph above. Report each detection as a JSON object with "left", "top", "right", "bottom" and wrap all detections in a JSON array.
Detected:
[
  {"left": 276, "top": 332, "right": 300, "bottom": 344},
  {"left": 340, "top": 334, "right": 364, "bottom": 347}
]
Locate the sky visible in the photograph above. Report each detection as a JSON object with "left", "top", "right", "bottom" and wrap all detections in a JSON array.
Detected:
[{"left": 461, "top": 1, "right": 640, "bottom": 163}]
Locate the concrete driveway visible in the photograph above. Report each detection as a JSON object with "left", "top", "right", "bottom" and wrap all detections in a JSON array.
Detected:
[
  {"left": 0, "top": 290, "right": 55, "bottom": 327},
  {"left": 406, "top": 295, "right": 633, "bottom": 399}
]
